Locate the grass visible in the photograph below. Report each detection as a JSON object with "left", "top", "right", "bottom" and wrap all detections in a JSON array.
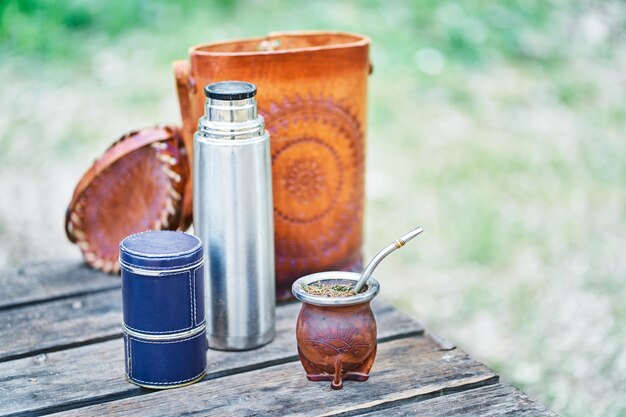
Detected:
[{"left": 1, "top": 0, "right": 625, "bottom": 415}]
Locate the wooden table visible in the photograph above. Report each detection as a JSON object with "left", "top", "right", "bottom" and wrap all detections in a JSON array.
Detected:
[{"left": 0, "top": 261, "right": 556, "bottom": 416}]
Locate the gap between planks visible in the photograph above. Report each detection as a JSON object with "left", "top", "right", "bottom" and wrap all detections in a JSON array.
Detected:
[
  {"left": 47, "top": 336, "right": 498, "bottom": 417},
  {"left": 0, "top": 260, "right": 120, "bottom": 310},
  {"left": 0, "top": 300, "right": 423, "bottom": 416},
  {"left": 317, "top": 374, "right": 500, "bottom": 417},
  {"left": 0, "top": 288, "right": 123, "bottom": 363},
  {"left": 355, "top": 383, "right": 558, "bottom": 417}
]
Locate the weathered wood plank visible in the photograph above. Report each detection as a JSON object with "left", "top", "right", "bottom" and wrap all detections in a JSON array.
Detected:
[
  {"left": 0, "top": 260, "right": 118, "bottom": 309},
  {"left": 0, "top": 286, "right": 419, "bottom": 363},
  {"left": 0, "top": 289, "right": 121, "bottom": 362},
  {"left": 50, "top": 336, "right": 498, "bottom": 417},
  {"left": 359, "top": 383, "right": 558, "bottom": 416},
  {"left": 0, "top": 300, "right": 422, "bottom": 416}
]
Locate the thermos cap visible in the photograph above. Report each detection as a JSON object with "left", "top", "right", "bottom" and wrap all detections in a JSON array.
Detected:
[
  {"left": 120, "top": 230, "right": 202, "bottom": 270},
  {"left": 204, "top": 81, "right": 257, "bottom": 100},
  {"left": 198, "top": 81, "right": 264, "bottom": 139}
]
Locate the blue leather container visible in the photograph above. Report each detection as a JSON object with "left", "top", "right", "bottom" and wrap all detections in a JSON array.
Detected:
[{"left": 120, "top": 231, "right": 207, "bottom": 389}]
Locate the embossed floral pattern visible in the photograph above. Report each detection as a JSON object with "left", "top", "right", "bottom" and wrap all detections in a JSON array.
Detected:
[{"left": 284, "top": 158, "right": 326, "bottom": 202}]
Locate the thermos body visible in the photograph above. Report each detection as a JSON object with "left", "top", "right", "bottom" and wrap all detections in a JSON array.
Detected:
[{"left": 193, "top": 81, "right": 276, "bottom": 351}]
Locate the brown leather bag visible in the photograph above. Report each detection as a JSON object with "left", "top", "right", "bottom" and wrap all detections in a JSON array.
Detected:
[
  {"left": 65, "top": 126, "right": 190, "bottom": 273},
  {"left": 174, "top": 31, "right": 371, "bottom": 300}
]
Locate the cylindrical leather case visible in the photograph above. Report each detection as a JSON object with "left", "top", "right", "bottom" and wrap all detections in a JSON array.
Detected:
[
  {"left": 120, "top": 230, "right": 207, "bottom": 389},
  {"left": 174, "top": 31, "right": 370, "bottom": 301}
]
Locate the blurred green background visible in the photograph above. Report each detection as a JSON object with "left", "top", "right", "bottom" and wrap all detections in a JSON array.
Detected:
[{"left": 1, "top": 0, "right": 625, "bottom": 415}]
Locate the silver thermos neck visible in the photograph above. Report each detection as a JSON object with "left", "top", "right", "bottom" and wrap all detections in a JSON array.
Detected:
[
  {"left": 193, "top": 81, "right": 276, "bottom": 351},
  {"left": 197, "top": 81, "right": 265, "bottom": 139}
]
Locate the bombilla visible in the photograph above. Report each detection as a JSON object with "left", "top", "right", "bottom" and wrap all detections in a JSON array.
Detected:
[{"left": 353, "top": 227, "right": 424, "bottom": 293}]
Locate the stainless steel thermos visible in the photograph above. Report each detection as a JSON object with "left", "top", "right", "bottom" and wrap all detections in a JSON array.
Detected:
[{"left": 193, "top": 81, "right": 275, "bottom": 350}]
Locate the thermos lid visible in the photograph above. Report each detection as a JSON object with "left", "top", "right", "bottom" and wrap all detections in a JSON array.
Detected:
[
  {"left": 120, "top": 230, "right": 202, "bottom": 270},
  {"left": 204, "top": 81, "right": 257, "bottom": 100}
]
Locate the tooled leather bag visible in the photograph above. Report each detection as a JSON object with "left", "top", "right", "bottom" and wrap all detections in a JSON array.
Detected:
[
  {"left": 65, "top": 126, "right": 190, "bottom": 273},
  {"left": 174, "top": 31, "right": 371, "bottom": 301}
]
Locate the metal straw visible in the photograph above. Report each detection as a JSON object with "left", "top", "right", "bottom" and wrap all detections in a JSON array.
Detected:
[{"left": 353, "top": 227, "right": 424, "bottom": 293}]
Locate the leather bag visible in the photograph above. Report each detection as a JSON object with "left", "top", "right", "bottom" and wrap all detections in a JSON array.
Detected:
[{"left": 174, "top": 31, "right": 371, "bottom": 300}]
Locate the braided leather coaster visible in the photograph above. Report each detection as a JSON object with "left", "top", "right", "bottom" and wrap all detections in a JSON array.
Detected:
[{"left": 65, "top": 126, "right": 190, "bottom": 273}]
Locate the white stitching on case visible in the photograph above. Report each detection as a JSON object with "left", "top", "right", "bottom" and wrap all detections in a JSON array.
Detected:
[
  {"left": 119, "top": 258, "right": 203, "bottom": 271},
  {"left": 192, "top": 268, "right": 196, "bottom": 326},
  {"left": 194, "top": 264, "right": 203, "bottom": 325},
  {"left": 188, "top": 271, "right": 193, "bottom": 327},
  {"left": 130, "top": 331, "right": 205, "bottom": 345},
  {"left": 128, "top": 335, "right": 132, "bottom": 378},
  {"left": 127, "top": 368, "right": 206, "bottom": 386},
  {"left": 122, "top": 320, "right": 206, "bottom": 335}
]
